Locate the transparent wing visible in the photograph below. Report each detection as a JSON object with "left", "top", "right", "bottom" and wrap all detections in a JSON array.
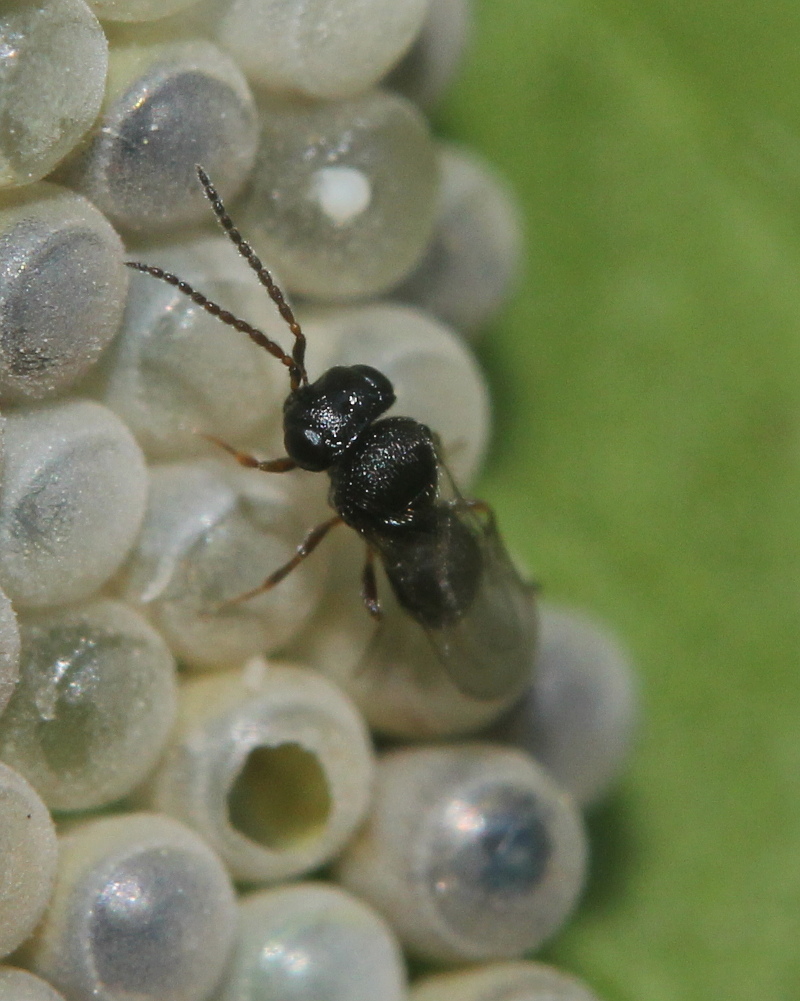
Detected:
[
  {"left": 364, "top": 457, "right": 537, "bottom": 702},
  {"left": 417, "top": 497, "right": 537, "bottom": 700}
]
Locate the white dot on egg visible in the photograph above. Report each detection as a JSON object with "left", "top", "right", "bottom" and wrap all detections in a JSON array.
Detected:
[{"left": 311, "top": 166, "right": 372, "bottom": 225}]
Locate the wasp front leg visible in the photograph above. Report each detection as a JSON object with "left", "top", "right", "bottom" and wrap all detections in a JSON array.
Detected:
[{"left": 201, "top": 433, "right": 296, "bottom": 473}]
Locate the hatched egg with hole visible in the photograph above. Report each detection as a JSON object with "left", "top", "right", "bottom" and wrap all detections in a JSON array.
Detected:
[
  {"left": 147, "top": 661, "right": 374, "bottom": 883},
  {"left": 0, "top": 2, "right": 635, "bottom": 997}
]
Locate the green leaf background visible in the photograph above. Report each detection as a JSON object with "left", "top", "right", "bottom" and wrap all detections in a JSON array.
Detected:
[{"left": 440, "top": 2, "right": 800, "bottom": 998}]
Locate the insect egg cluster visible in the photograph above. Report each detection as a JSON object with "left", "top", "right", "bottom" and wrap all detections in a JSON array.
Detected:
[{"left": 0, "top": 2, "right": 638, "bottom": 1000}]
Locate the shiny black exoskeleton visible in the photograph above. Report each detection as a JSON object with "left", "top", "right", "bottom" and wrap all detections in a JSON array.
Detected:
[
  {"left": 127, "top": 166, "right": 534, "bottom": 700},
  {"left": 283, "top": 363, "right": 482, "bottom": 628}
]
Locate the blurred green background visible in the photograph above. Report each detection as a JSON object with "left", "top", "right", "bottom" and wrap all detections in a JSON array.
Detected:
[{"left": 439, "top": 2, "right": 800, "bottom": 998}]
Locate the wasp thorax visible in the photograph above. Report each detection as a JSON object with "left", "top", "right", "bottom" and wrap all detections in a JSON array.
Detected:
[{"left": 283, "top": 365, "right": 396, "bottom": 471}]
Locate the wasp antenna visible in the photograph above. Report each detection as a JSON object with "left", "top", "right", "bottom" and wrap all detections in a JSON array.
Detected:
[
  {"left": 124, "top": 261, "right": 299, "bottom": 380},
  {"left": 195, "top": 164, "right": 308, "bottom": 387}
]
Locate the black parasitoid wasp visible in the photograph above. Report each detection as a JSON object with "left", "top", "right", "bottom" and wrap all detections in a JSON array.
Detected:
[{"left": 126, "top": 166, "right": 536, "bottom": 700}]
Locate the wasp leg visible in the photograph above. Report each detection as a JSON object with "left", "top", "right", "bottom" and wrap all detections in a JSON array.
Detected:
[
  {"left": 361, "top": 546, "right": 382, "bottom": 620},
  {"left": 201, "top": 433, "right": 296, "bottom": 473},
  {"left": 218, "top": 515, "right": 343, "bottom": 609}
]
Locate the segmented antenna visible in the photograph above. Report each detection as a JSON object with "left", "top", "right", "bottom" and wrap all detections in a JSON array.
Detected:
[
  {"left": 195, "top": 165, "right": 308, "bottom": 385},
  {"left": 124, "top": 165, "right": 309, "bottom": 391}
]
